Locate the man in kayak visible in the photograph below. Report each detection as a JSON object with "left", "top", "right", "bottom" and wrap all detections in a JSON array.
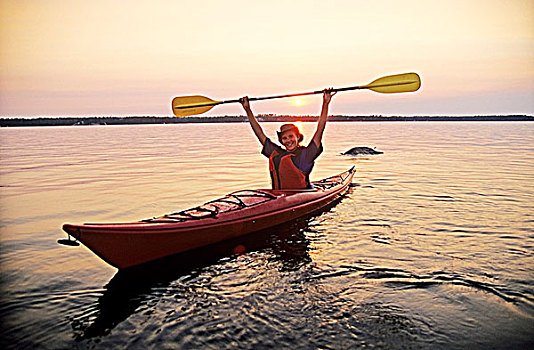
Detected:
[{"left": 240, "top": 89, "right": 336, "bottom": 189}]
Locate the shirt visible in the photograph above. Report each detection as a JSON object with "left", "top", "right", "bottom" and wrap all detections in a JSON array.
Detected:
[{"left": 261, "top": 137, "right": 323, "bottom": 175}]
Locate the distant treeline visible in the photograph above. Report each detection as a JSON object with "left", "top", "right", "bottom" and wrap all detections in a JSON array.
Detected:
[{"left": 1, "top": 115, "right": 533, "bottom": 127}]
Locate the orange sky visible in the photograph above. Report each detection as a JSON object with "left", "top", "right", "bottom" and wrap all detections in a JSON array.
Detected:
[{"left": 1, "top": 0, "right": 533, "bottom": 117}]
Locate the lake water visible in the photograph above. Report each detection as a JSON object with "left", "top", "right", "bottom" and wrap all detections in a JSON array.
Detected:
[{"left": 0, "top": 122, "right": 533, "bottom": 349}]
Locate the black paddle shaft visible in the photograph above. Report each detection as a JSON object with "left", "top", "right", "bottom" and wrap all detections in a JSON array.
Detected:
[{"left": 219, "top": 85, "right": 365, "bottom": 106}]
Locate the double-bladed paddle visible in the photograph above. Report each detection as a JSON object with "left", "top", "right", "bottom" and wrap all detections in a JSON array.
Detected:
[{"left": 172, "top": 72, "right": 421, "bottom": 117}]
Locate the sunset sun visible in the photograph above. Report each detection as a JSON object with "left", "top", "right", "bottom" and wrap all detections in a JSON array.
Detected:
[{"left": 291, "top": 99, "right": 305, "bottom": 107}]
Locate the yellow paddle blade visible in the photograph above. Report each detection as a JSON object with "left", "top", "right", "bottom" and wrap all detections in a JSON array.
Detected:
[
  {"left": 364, "top": 72, "right": 421, "bottom": 93},
  {"left": 172, "top": 95, "right": 221, "bottom": 117}
]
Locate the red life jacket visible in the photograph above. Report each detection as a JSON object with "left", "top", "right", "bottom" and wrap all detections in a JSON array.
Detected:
[{"left": 268, "top": 148, "right": 310, "bottom": 190}]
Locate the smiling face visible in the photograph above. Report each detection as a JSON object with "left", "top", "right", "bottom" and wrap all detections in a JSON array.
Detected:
[{"left": 280, "top": 131, "right": 299, "bottom": 152}]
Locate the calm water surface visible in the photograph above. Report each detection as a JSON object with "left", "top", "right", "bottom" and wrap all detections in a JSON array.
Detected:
[{"left": 1, "top": 122, "right": 533, "bottom": 349}]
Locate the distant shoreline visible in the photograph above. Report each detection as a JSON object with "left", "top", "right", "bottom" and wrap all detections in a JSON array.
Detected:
[{"left": 1, "top": 115, "right": 533, "bottom": 127}]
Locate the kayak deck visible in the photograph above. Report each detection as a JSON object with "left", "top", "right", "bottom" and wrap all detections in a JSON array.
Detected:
[
  {"left": 142, "top": 171, "right": 348, "bottom": 224},
  {"left": 143, "top": 189, "right": 277, "bottom": 223}
]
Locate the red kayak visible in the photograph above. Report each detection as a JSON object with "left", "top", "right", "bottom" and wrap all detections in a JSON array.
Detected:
[{"left": 61, "top": 167, "right": 355, "bottom": 269}]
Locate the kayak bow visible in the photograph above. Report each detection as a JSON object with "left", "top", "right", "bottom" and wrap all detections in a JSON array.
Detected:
[{"left": 62, "top": 167, "right": 355, "bottom": 269}]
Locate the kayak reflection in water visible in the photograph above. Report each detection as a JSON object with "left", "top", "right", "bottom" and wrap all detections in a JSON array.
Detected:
[{"left": 240, "top": 89, "right": 336, "bottom": 190}]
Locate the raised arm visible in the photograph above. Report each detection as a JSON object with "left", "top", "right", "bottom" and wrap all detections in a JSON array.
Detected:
[
  {"left": 312, "top": 89, "right": 336, "bottom": 148},
  {"left": 240, "top": 96, "right": 267, "bottom": 145}
]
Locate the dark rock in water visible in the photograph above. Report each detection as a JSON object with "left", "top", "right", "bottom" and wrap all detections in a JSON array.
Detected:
[{"left": 342, "top": 146, "right": 383, "bottom": 155}]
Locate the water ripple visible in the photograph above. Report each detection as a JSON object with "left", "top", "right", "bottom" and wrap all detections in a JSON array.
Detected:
[{"left": 309, "top": 264, "right": 534, "bottom": 308}]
